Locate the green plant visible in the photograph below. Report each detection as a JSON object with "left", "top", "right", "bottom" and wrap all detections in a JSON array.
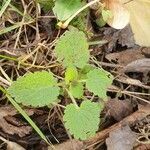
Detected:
[
  {"left": 7, "top": 29, "right": 113, "bottom": 140},
  {"left": 53, "top": 0, "right": 101, "bottom": 28}
]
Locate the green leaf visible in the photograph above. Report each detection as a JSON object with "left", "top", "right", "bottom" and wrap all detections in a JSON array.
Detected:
[
  {"left": 70, "top": 2, "right": 88, "bottom": 32},
  {"left": 65, "top": 66, "right": 78, "bottom": 84},
  {"left": 53, "top": 0, "right": 82, "bottom": 21},
  {"left": 102, "top": 9, "right": 112, "bottom": 22},
  {"left": 69, "top": 82, "right": 84, "bottom": 99},
  {"left": 7, "top": 71, "right": 60, "bottom": 107},
  {"left": 96, "top": 18, "right": 106, "bottom": 27},
  {"left": 79, "top": 65, "right": 95, "bottom": 79},
  {"left": 55, "top": 29, "right": 89, "bottom": 68},
  {"left": 36, "top": 0, "right": 54, "bottom": 11},
  {"left": 96, "top": 9, "right": 112, "bottom": 27},
  {"left": 63, "top": 101, "right": 101, "bottom": 140},
  {"left": 86, "top": 68, "right": 113, "bottom": 100}
]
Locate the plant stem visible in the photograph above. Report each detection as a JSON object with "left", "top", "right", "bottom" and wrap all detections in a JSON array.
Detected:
[
  {"left": 58, "top": 0, "right": 101, "bottom": 28},
  {"left": 0, "top": 0, "right": 11, "bottom": 18},
  {"left": 65, "top": 88, "right": 79, "bottom": 108}
]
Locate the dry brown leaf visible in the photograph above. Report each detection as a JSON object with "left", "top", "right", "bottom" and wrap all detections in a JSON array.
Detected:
[
  {"left": 0, "top": 106, "right": 32, "bottom": 137},
  {"left": 124, "top": 58, "right": 150, "bottom": 73},
  {"left": 0, "top": 136, "right": 25, "bottom": 150},
  {"left": 106, "top": 126, "right": 137, "bottom": 150},
  {"left": 116, "top": 76, "right": 150, "bottom": 89},
  {"left": 105, "top": 99, "right": 133, "bottom": 121},
  {"left": 134, "top": 144, "right": 150, "bottom": 150},
  {"left": 106, "top": 48, "right": 144, "bottom": 66},
  {"left": 48, "top": 140, "right": 84, "bottom": 150},
  {"left": 103, "top": 25, "right": 135, "bottom": 52}
]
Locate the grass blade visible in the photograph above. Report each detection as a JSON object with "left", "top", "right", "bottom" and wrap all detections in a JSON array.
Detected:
[
  {"left": 0, "top": 86, "right": 53, "bottom": 147},
  {"left": 0, "top": 0, "right": 11, "bottom": 18}
]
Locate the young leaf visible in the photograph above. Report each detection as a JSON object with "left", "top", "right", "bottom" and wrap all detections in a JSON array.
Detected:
[
  {"left": 96, "top": 9, "right": 112, "bottom": 27},
  {"left": 7, "top": 71, "right": 60, "bottom": 107},
  {"left": 65, "top": 66, "right": 78, "bottom": 84},
  {"left": 79, "top": 65, "right": 95, "bottom": 79},
  {"left": 69, "top": 82, "right": 84, "bottom": 99},
  {"left": 86, "top": 68, "right": 113, "bottom": 100},
  {"left": 63, "top": 101, "right": 101, "bottom": 140},
  {"left": 53, "top": 0, "right": 82, "bottom": 21},
  {"left": 102, "top": 9, "right": 112, "bottom": 22},
  {"left": 55, "top": 29, "right": 89, "bottom": 68}
]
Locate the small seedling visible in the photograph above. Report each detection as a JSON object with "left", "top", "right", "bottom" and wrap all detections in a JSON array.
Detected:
[{"left": 7, "top": 29, "right": 113, "bottom": 140}]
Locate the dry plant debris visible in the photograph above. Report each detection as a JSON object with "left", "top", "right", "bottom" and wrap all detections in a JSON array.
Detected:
[
  {"left": 106, "top": 125, "right": 137, "bottom": 150},
  {"left": 0, "top": 106, "right": 32, "bottom": 137}
]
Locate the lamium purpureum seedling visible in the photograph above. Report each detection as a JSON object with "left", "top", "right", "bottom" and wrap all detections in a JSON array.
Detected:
[{"left": 7, "top": 28, "right": 113, "bottom": 140}]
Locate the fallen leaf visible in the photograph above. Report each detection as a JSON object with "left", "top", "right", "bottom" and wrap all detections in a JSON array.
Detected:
[
  {"left": 106, "top": 0, "right": 150, "bottom": 46},
  {"left": 141, "top": 47, "right": 150, "bottom": 58},
  {"left": 102, "top": 25, "right": 135, "bottom": 52},
  {"left": 116, "top": 76, "right": 150, "bottom": 89},
  {"left": 106, "top": 48, "right": 144, "bottom": 66},
  {"left": 48, "top": 140, "right": 84, "bottom": 150},
  {"left": 105, "top": 99, "right": 133, "bottom": 121},
  {"left": 0, "top": 106, "right": 32, "bottom": 137},
  {"left": 106, "top": 126, "right": 137, "bottom": 150},
  {"left": 123, "top": 0, "right": 150, "bottom": 46},
  {"left": 134, "top": 143, "right": 150, "bottom": 150},
  {"left": 105, "top": 0, "right": 130, "bottom": 29},
  {"left": 124, "top": 58, "right": 150, "bottom": 73},
  {"left": 0, "top": 136, "right": 25, "bottom": 150}
]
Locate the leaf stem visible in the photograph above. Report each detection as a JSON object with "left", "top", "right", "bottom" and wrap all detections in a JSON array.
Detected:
[
  {"left": 58, "top": 0, "right": 101, "bottom": 28},
  {"left": 65, "top": 88, "right": 79, "bottom": 108}
]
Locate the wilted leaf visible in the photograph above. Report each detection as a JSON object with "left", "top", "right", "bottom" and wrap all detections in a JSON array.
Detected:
[
  {"left": 106, "top": 126, "right": 137, "bottom": 150},
  {"left": 105, "top": 0, "right": 130, "bottom": 29},
  {"left": 49, "top": 139, "right": 84, "bottom": 150},
  {"left": 0, "top": 136, "right": 25, "bottom": 150},
  {"left": 0, "top": 106, "right": 32, "bottom": 137},
  {"left": 123, "top": 0, "right": 150, "bottom": 46},
  {"left": 102, "top": 25, "right": 135, "bottom": 52},
  {"left": 105, "top": 99, "right": 133, "bottom": 121},
  {"left": 106, "top": 48, "right": 144, "bottom": 66},
  {"left": 124, "top": 58, "right": 150, "bottom": 73}
]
